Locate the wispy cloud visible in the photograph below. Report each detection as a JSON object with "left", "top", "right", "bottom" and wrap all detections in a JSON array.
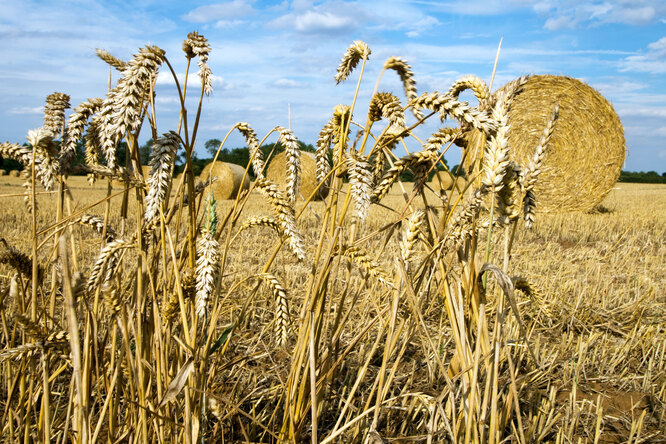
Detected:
[
  {"left": 620, "top": 37, "right": 666, "bottom": 73},
  {"left": 534, "top": 0, "right": 666, "bottom": 29},
  {"left": 7, "top": 106, "right": 43, "bottom": 115},
  {"left": 183, "top": 0, "right": 254, "bottom": 23}
]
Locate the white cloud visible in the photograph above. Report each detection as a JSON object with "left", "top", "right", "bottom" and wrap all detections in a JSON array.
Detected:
[
  {"left": 620, "top": 37, "right": 666, "bottom": 73},
  {"left": 533, "top": 0, "right": 666, "bottom": 29},
  {"left": 214, "top": 19, "right": 247, "bottom": 28},
  {"left": 270, "top": 10, "right": 357, "bottom": 34},
  {"left": 7, "top": 106, "right": 43, "bottom": 115},
  {"left": 273, "top": 78, "right": 303, "bottom": 88},
  {"left": 183, "top": 0, "right": 254, "bottom": 23}
]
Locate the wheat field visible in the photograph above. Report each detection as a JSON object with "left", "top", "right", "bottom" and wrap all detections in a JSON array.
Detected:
[{"left": 0, "top": 34, "right": 664, "bottom": 443}]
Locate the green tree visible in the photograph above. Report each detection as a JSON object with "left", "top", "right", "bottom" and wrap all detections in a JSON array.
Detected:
[{"left": 205, "top": 138, "right": 222, "bottom": 157}]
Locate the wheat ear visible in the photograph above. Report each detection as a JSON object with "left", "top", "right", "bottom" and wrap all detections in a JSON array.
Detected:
[
  {"left": 258, "top": 273, "right": 290, "bottom": 347},
  {"left": 60, "top": 98, "right": 103, "bottom": 173},
  {"left": 95, "top": 49, "right": 127, "bottom": 71},
  {"left": 383, "top": 56, "right": 421, "bottom": 119},
  {"left": 372, "top": 150, "right": 438, "bottom": 202},
  {"left": 401, "top": 210, "right": 424, "bottom": 264},
  {"left": 447, "top": 75, "right": 490, "bottom": 102},
  {"left": 522, "top": 104, "right": 560, "bottom": 228},
  {"left": 43, "top": 92, "right": 71, "bottom": 134},
  {"left": 411, "top": 92, "right": 496, "bottom": 134},
  {"left": 346, "top": 150, "right": 373, "bottom": 221},
  {"left": 235, "top": 122, "right": 263, "bottom": 178},
  {"left": 368, "top": 91, "right": 405, "bottom": 129},
  {"left": 99, "top": 45, "right": 165, "bottom": 169},
  {"left": 184, "top": 31, "right": 213, "bottom": 95},
  {"left": 335, "top": 41, "right": 371, "bottom": 84},
  {"left": 144, "top": 132, "right": 179, "bottom": 223},
  {"left": 255, "top": 179, "right": 306, "bottom": 262},
  {"left": 340, "top": 246, "right": 393, "bottom": 288},
  {"left": 277, "top": 126, "right": 301, "bottom": 204}
]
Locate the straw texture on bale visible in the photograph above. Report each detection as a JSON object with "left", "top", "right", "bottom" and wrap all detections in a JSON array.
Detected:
[
  {"left": 199, "top": 161, "right": 250, "bottom": 200},
  {"left": 266, "top": 151, "right": 328, "bottom": 200},
  {"left": 9, "top": 170, "right": 20, "bottom": 177},
  {"left": 467, "top": 75, "right": 625, "bottom": 213}
]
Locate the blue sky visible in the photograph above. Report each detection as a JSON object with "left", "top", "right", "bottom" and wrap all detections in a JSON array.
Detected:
[{"left": 1, "top": 0, "right": 665, "bottom": 172}]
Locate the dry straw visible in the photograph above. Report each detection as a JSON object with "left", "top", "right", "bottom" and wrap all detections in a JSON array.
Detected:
[
  {"left": 199, "top": 161, "right": 250, "bottom": 200},
  {"left": 266, "top": 151, "right": 328, "bottom": 201},
  {"left": 471, "top": 75, "right": 625, "bottom": 212}
]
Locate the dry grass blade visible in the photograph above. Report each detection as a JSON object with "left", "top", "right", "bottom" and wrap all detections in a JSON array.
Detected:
[{"left": 159, "top": 358, "right": 195, "bottom": 408}]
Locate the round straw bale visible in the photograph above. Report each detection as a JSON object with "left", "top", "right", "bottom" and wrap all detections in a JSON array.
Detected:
[
  {"left": 141, "top": 165, "right": 151, "bottom": 181},
  {"left": 266, "top": 151, "right": 328, "bottom": 200},
  {"left": 467, "top": 75, "right": 625, "bottom": 213},
  {"left": 430, "top": 170, "right": 453, "bottom": 192},
  {"left": 199, "top": 161, "right": 250, "bottom": 200},
  {"left": 430, "top": 171, "right": 467, "bottom": 195},
  {"left": 0, "top": 170, "right": 6, "bottom": 176},
  {"left": 9, "top": 170, "right": 20, "bottom": 177}
]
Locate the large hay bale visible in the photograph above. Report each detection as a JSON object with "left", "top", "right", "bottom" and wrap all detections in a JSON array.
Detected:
[
  {"left": 199, "top": 161, "right": 250, "bottom": 200},
  {"left": 266, "top": 151, "right": 328, "bottom": 200},
  {"left": 467, "top": 75, "right": 625, "bottom": 213},
  {"left": 430, "top": 171, "right": 467, "bottom": 195},
  {"left": 9, "top": 170, "right": 20, "bottom": 177}
]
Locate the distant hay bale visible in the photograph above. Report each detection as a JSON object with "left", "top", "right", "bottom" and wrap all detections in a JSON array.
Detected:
[
  {"left": 141, "top": 165, "right": 151, "bottom": 181},
  {"left": 9, "top": 170, "right": 20, "bottom": 177},
  {"left": 430, "top": 171, "right": 466, "bottom": 194},
  {"left": 199, "top": 161, "right": 250, "bottom": 200},
  {"left": 266, "top": 151, "right": 328, "bottom": 200},
  {"left": 466, "top": 75, "right": 626, "bottom": 213},
  {"left": 0, "top": 170, "right": 6, "bottom": 176}
]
